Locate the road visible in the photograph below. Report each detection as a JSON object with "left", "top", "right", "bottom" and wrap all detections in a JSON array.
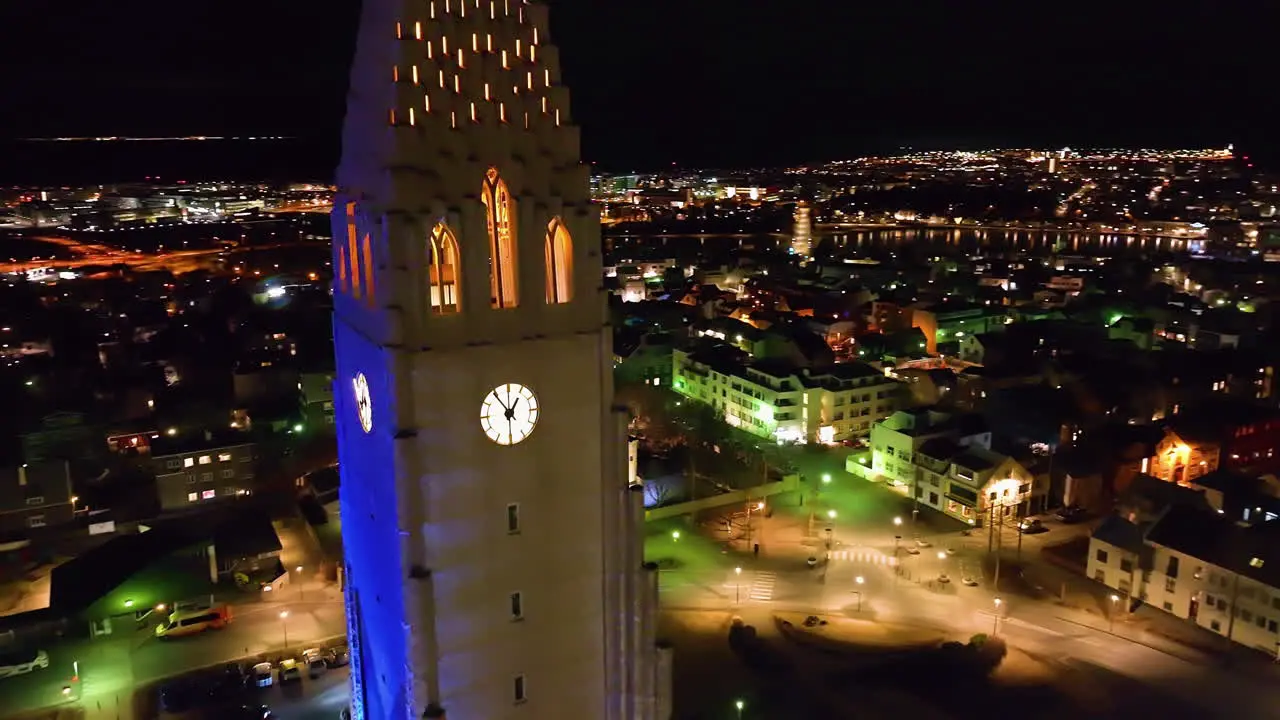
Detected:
[
  {"left": 156, "top": 666, "right": 350, "bottom": 720},
  {"left": 648, "top": 462, "right": 1280, "bottom": 719}
]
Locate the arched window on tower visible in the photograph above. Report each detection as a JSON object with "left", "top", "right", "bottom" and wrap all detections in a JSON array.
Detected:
[
  {"left": 428, "top": 223, "right": 462, "bottom": 313},
  {"left": 545, "top": 217, "right": 573, "bottom": 304},
  {"left": 481, "top": 167, "right": 518, "bottom": 308},
  {"left": 345, "top": 202, "right": 362, "bottom": 300},
  {"left": 361, "top": 230, "right": 376, "bottom": 308}
]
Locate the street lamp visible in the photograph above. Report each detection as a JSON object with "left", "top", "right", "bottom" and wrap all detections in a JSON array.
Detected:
[
  {"left": 821, "top": 473, "right": 831, "bottom": 485},
  {"left": 893, "top": 516, "right": 902, "bottom": 527},
  {"left": 735, "top": 699, "right": 745, "bottom": 719},
  {"left": 827, "top": 509, "right": 837, "bottom": 520},
  {"left": 279, "top": 610, "right": 290, "bottom": 649},
  {"left": 853, "top": 575, "right": 865, "bottom": 612},
  {"left": 1109, "top": 594, "right": 1120, "bottom": 633},
  {"left": 671, "top": 530, "right": 680, "bottom": 542},
  {"left": 734, "top": 566, "right": 742, "bottom": 604},
  {"left": 992, "top": 598, "right": 1003, "bottom": 635}
]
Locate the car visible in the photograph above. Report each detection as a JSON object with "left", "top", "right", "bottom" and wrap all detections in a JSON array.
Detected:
[
  {"left": 0, "top": 649, "right": 49, "bottom": 679},
  {"left": 1056, "top": 506, "right": 1090, "bottom": 524},
  {"left": 252, "top": 662, "right": 274, "bottom": 688},
  {"left": 228, "top": 704, "right": 275, "bottom": 719},
  {"left": 158, "top": 680, "right": 199, "bottom": 712},
  {"left": 327, "top": 646, "right": 351, "bottom": 667},
  {"left": 278, "top": 658, "right": 303, "bottom": 684},
  {"left": 1018, "top": 518, "right": 1048, "bottom": 534},
  {"left": 961, "top": 576, "right": 980, "bottom": 587},
  {"left": 302, "top": 648, "right": 328, "bottom": 678}
]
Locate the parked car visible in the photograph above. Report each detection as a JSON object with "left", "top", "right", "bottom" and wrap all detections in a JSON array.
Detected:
[
  {"left": 302, "top": 648, "right": 328, "bottom": 678},
  {"left": 0, "top": 649, "right": 49, "bottom": 680},
  {"left": 278, "top": 658, "right": 303, "bottom": 684},
  {"left": 1018, "top": 518, "right": 1047, "bottom": 534},
  {"left": 252, "top": 662, "right": 274, "bottom": 688},
  {"left": 1056, "top": 506, "right": 1090, "bottom": 524},
  {"left": 327, "top": 646, "right": 351, "bottom": 667}
]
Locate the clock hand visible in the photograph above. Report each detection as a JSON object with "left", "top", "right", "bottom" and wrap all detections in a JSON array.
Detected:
[{"left": 492, "top": 389, "right": 510, "bottom": 412}]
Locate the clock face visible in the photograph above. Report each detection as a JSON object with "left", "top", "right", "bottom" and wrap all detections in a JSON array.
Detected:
[
  {"left": 353, "top": 372, "right": 373, "bottom": 434},
  {"left": 480, "top": 383, "right": 539, "bottom": 445}
]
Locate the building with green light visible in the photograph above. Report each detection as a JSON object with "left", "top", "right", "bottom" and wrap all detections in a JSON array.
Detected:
[{"left": 671, "top": 348, "right": 904, "bottom": 444}]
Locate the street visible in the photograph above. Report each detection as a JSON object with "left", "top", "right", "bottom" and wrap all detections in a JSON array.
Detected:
[{"left": 646, "top": 446, "right": 1280, "bottom": 719}]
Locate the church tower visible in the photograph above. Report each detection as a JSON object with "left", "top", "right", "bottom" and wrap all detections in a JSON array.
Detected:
[{"left": 331, "top": 1, "right": 670, "bottom": 719}]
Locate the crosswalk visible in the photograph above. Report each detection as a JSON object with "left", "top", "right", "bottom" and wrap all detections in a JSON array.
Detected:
[
  {"left": 826, "top": 548, "right": 898, "bottom": 566},
  {"left": 749, "top": 571, "right": 777, "bottom": 601}
]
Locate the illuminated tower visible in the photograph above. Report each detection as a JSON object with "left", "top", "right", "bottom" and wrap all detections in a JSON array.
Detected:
[
  {"left": 792, "top": 201, "right": 812, "bottom": 257},
  {"left": 330, "top": 2, "right": 670, "bottom": 719}
]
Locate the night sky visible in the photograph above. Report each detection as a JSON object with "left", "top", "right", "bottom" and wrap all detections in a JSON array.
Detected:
[{"left": 0, "top": 1, "right": 1274, "bottom": 169}]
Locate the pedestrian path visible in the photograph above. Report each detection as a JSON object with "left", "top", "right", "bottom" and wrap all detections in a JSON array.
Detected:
[
  {"left": 827, "top": 548, "right": 898, "bottom": 566},
  {"left": 749, "top": 571, "right": 777, "bottom": 601}
]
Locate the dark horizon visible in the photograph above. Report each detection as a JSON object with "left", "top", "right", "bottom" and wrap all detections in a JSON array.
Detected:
[{"left": 0, "top": 1, "right": 1275, "bottom": 173}]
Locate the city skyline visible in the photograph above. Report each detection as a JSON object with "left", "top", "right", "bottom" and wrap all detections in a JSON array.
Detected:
[{"left": 0, "top": 1, "right": 1275, "bottom": 169}]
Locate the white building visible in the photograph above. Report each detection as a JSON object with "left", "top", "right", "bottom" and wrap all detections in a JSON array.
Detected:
[
  {"left": 672, "top": 347, "right": 902, "bottom": 444},
  {"left": 331, "top": 2, "right": 669, "bottom": 719},
  {"left": 1090, "top": 502, "right": 1280, "bottom": 656}
]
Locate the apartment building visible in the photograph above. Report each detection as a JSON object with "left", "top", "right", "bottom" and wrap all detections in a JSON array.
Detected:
[
  {"left": 0, "top": 461, "right": 75, "bottom": 534},
  {"left": 151, "top": 431, "right": 256, "bottom": 511},
  {"left": 671, "top": 347, "right": 902, "bottom": 444}
]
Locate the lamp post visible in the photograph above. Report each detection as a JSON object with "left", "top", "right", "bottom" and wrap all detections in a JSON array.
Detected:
[
  {"left": 735, "top": 699, "right": 745, "bottom": 720},
  {"left": 992, "top": 598, "right": 1002, "bottom": 635},
  {"left": 279, "top": 610, "right": 290, "bottom": 650},
  {"left": 936, "top": 550, "right": 948, "bottom": 582},
  {"left": 735, "top": 566, "right": 742, "bottom": 605},
  {"left": 295, "top": 565, "right": 305, "bottom": 600},
  {"left": 853, "top": 575, "right": 865, "bottom": 612},
  {"left": 1109, "top": 594, "right": 1120, "bottom": 634}
]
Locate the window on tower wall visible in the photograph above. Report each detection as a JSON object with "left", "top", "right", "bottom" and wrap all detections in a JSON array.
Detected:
[
  {"left": 427, "top": 223, "right": 461, "bottom": 314},
  {"left": 481, "top": 168, "right": 519, "bottom": 308},
  {"left": 345, "top": 202, "right": 362, "bottom": 299},
  {"left": 361, "top": 231, "right": 376, "bottom": 308},
  {"left": 544, "top": 218, "right": 573, "bottom": 304}
]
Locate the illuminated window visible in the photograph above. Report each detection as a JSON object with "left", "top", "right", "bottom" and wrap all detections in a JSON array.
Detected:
[
  {"left": 458, "top": 48, "right": 465, "bottom": 68},
  {"left": 499, "top": 103, "right": 507, "bottom": 122},
  {"left": 442, "top": 34, "right": 448, "bottom": 54},
  {"left": 484, "top": 83, "right": 491, "bottom": 100},
  {"left": 533, "top": 27, "right": 539, "bottom": 45},
  {"left": 337, "top": 245, "right": 348, "bottom": 291},
  {"left": 544, "top": 68, "right": 550, "bottom": 87},
  {"left": 201, "top": 489, "right": 216, "bottom": 500},
  {"left": 545, "top": 217, "right": 573, "bottom": 304},
  {"left": 487, "top": 33, "right": 493, "bottom": 52},
  {"left": 396, "top": 21, "right": 403, "bottom": 39},
  {"left": 472, "top": 33, "right": 478, "bottom": 52},
  {"left": 428, "top": 223, "right": 461, "bottom": 314},
  {"left": 362, "top": 232, "right": 376, "bottom": 307},
  {"left": 218, "top": 453, "right": 232, "bottom": 462},
  {"left": 388, "top": 108, "right": 397, "bottom": 126},
  {"left": 427, "top": 40, "right": 433, "bottom": 59},
  {"left": 412, "top": 66, "right": 419, "bottom": 84},
  {"left": 198, "top": 455, "right": 212, "bottom": 465},
  {"left": 555, "top": 108, "right": 561, "bottom": 127},
  {"left": 451, "top": 110, "right": 457, "bottom": 128},
  {"left": 481, "top": 167, "right": 519, "bottom": 309},
  {"left": 393, "top": 66, "right": 400, "bottom": 82},
  {"left": 408, "top": 107, "right": 416, "bottom": 126},
  {"left": 425, "top": 95, "right": 431, "bottom": 112},
  {"left": 526, "top": 71, "right": 534, "bottom": 90},
  {"left": 502, "top": 50, "right": 509, "bottom": 69},
  {"left": 430, "top": 1, "right": 436, "bottom": 18},
  {"left": 183, "top": 457, "right": 195, "bottom": 468},
  {"left": 455, "top": 75, "right": 461, "bottom": 93},
  {"left": 470, "top": 102, "right": 478, "bottom": 122},
  {"left": 516, "top": 39, "right": 522, "bottom": 57},
  {"left": 414, "top": 21, "right": 422, "bottom": 39},
  {"left": 439, "top": 69, "right": 445, "bottom": 88},
  {"left": 530, "top": 45, "right": 536, "bottom": 62},
  {"left": 524, "top": 111, "right": 530, "bottom": 129},
  {"left": 346, "top": 202, "right": 362, "bottom": 299},
  {"left": 541, "top": 97, "right": 547, "bottom": 113}
]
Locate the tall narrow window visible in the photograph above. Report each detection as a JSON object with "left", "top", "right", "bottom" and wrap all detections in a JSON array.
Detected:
[
  {"left": 506, "top": 503, "right": 520, "bottom": 533},
  {"left": 427, "top": 223, "right": 461, "bottom": 314},
  {"left": 545, "top": 218, "right": 573, "bottom": 304},
  {"left": 513, "top": 675, "right": 527, "bottom": 703},
  {"left": 510, "top": 591, "right": 523, "bottom": 619},
  {"left": 337, "top": 245, "right": 348, "bottom": 292},
  {"left": 346, "top": 202, "right": 362, "bottom": 299},
  {"left": 361, "top": 231, "right": 376, "bottom": 308},
  {"left": 481, "top": 168, "right": 519, "bottom": 308}
]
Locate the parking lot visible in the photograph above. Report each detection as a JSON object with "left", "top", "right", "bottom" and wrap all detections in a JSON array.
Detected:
[{"left": 145, "top": 644, "right": 351, "bottom": 720}]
